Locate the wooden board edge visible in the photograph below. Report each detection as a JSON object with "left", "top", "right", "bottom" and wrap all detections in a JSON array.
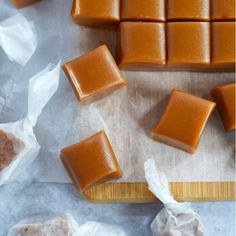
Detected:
[{"left": 83, "top": 182, "right": 236, "bottom": 203}]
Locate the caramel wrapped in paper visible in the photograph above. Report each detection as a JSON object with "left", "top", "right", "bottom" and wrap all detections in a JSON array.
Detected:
[
  {"left": 0, "top": 62, "right": 60, "bottom": 185},
  {"left": 0, "top": 14, "right": 37, "bottom": 66},
  {"left": 7, "top": 213, "right": 127, "bottom": 236},
  {"left": 144, "top": 159, "right": 205, "bottom": 236}
]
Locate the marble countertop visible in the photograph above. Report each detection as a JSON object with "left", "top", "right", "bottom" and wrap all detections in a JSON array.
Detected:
[{"left": 0, "top": 182, "right": 235, "bottom": 236}]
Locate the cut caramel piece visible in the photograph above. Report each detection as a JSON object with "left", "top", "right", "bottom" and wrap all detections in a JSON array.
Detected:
[
  {"left": 152, "top": 90, "right": 215, "bottom": 154},
  {"left": 167, "top": 22, "right": 210, "bottom": 69},
  {"left": 71, "top": 0, "right": 120, "bottom": 27},
  {"left": 121, "top": 0, "right": 165, "bottom": 22},
  {"left": 60, "top": 130, "right": 122, "bottom": 192},
  {"left": 12, "top": 0, "right": 42, "bottom": 8},
  {"left": 62, "top": 45, "right": 126, "bottom": 105},
  {"left": 211, "top": 0, "right": 235, "bottom": 20},
  {"left": 167, "top": 0, "right": 210, "bottom": 21},
  {"left": 0, "top": 130, "right": 25, "bottom": 171},
  {"left": 119, "top": 22, "right": 166, "bottom": 70},
  {"left": 211, "top": 83, "right": 236, "bottom": 132},
  {"left": 211, "top": 22, "right": 235, "bottom": 71}
]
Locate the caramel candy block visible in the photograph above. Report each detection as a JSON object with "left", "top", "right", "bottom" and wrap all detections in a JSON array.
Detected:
[
  {"left": 61, "top": 130, "right": 122, "bottom": 192},
  {"left": 211, "top": 0, "right": 235, "bottom": 21},
  {"left": 167, "top": 22, "right": 210, "bottom": 70},
  {"left": 12, "top": 0, "right": 42, "bottom": 8},
  {"left": 167, "top": 0, "right": 210, "bottom": 21},
  {"left": 119, "top": 22, "right": 166, "bottom": 70},
  {"left": 0, "top": 130, "right": 25, "bottom": 171},
  {"left": 62, "top": 45, "right": 126, "bottom": 105},
  {"left": 211, "top": 84, "right": 235, "bottom": 132},
  {"left": 121, "top": 0, "right": 165, "bottom": 22},
  {"left": 211, "top": 22, "right": 235, "bottom": 71},
  {"left": 151, "top": 90, "right": 215, "bottom": 154},
  {"left": 71, "top": 0, "right": 120, "bottom": 28}
]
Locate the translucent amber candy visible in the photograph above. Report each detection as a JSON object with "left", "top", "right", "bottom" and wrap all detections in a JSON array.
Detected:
[
  {"left": 60, "top": 130, "right": 122, "bottom": 192},
  {"left": 12, "top": 0, "right": 42, "bottom": 8}
]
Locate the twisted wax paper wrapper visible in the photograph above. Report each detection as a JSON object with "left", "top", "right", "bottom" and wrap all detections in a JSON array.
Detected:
[
  {"left": 145, "top": 159, "right": 205, "bottom": 236},
  {"left": 0, "top": 61, "right": 61, "bottom": 185},
  {"left": 0, "top": 13, "right": 37, "bottom": 66},
  {"left": 7, "top": 213, "right": 127, "bottom": 236}
]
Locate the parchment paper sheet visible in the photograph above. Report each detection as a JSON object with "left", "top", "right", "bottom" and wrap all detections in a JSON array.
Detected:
[{"left": 0, "top": 0, "right": 235, "bottom": 184}]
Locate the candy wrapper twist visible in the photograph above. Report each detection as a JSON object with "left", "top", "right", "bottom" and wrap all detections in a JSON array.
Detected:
[
  {"left": 0, "top": 62, "right": 61, "bottom": 185},
  {"left": 0, "top": 13, "right": 37, "bottom": 66},
  {"left": 145, "top": 159, "right": 205, "bottom": 236}
]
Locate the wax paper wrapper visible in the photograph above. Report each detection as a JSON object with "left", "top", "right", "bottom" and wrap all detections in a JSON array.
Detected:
[
  {"left": 7, "top": 213, "right": 127, "bottom": 236},
  {"left": 0, "top": 13, "right": 37, "bottom": 66},
  {"left": 145, "top": 159, "right": 205, "bottom": 236},
  {"left": 0, "top": 62, "right": 60, "bottom": 185}
]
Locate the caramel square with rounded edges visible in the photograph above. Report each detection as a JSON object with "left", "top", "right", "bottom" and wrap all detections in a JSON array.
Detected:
[
  {"left": 151, "top": 90, "right": 215, "bottom": 154},
  {"left": 119, "top": 22, "right": 166, "bottom": 70},
  {"left": 62, "top": 45, "right": 126, "bottom": 105},
  {"left": 211, "top": 22, "right": 235, "bottom": 70},
  {"left": 71, "top": 0, "right": 120, "bottom": 27},
  {"left": 211, "top": 83, "right": 235, "bottom": 132},
  {"left": 60, "top": 130, "right": 122, "bottom": 192},
  {"left": 167, "top": 0, "right": 210, "bottom": 21},
  {"left": 12, "top": 0, "right": 42, "bottom": 8},
  {"left": 211, "top": 0, "right": 235, "bottom": 20},
  {"left": 167, "top": 22, "right": 210, "bottom": 69},
  {"left": 121, "top": 0, "right": 165, "bottom": 22}
]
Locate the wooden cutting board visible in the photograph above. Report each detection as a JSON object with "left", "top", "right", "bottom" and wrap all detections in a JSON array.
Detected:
[{"left": 84, "top": 182, "right": 235, "bottom": 203}]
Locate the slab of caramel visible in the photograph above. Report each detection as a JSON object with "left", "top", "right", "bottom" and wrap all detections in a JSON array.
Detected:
[
  {"left": 211, "top": 0, "right": 235, "bottom": 20},
  {"left": 211, "top": 22, "right": 235, "bottom": 71},
  {"left": 0, "top": 130, "right": 25, "bottom": 171},
  {"left": 151, "top": 90, "right": 215, "bottom": 154},
  {"left": 167, "top": 22, "right": 211, "bottom": 69},
  {"left": 167, "top": 0, "right": 210, "bottom": 21},
  {"left": 71, "top": 0, "right": 120, "bottom": 28},
  {"left": 119, "top": 22, "right": 166, "bottom": 70},
  {"left": 211, "top": 84, "right": 235, "bottom": 132},
  {"left": 62, "top": 45, "right": 126, "bottom": 105},
  {"left": 12, "top": 0, "right": 42, "bottom": 8},
  {"left": 121, "top": 0, "right": 165, "bottom": 22},
  {"left": 60, "top": 130, "right": 122, "bottom": 192}
]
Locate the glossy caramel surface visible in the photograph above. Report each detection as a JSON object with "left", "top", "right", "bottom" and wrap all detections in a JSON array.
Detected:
[
  {"left": 211, "top": 0, "right": 235, "bottom": 20},
  {"left": 211, "top": 22, "right": 235, "bottom": 68},
  {"left": 167, "top": 22, "right": 211, "bottom": 68},
  {"left": 119, "top": 22, "right": 166, "bottom": 69},
  {"left": 71, "top": 0, "right": 120, "bottom": 27},
  {"left": 62, "top": 45, "right": 126, "bottom": 105},
  {"left": 152, "top": 90, "right": 215, "bottom": 154},
  {"left": 12, "top": 0, "right": 42, "bottom": 8},
  {"left": 167, "top": 0, "right": 210, "bottom": 21},
  {"left": 61, "top": 130, "right": 122, "bottom": 192},
  {"left": 121, "top": 0, "right": 165, "bottom": 22},
  {"left": 211, "top": 84, "right": 236, "bottom": 132}
]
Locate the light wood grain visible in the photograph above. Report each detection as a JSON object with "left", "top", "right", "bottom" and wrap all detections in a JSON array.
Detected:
[{"left": 83, "top": 182, "right": 236, "bottom": 203}]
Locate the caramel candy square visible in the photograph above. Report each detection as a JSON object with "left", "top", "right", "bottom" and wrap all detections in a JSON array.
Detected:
[
  {"left": 119, "top": 22, "right": 166, "bottom": 70},
  {"left": 62, "top": 45, "right": 126, "bottom": 105},
  {"left": 71, "top": 0, "right": 120, "bottom": 27},
  {"left": 151, "top": 90, "right": 215, "bottom": 154},
  {"left": 211, "top": 0, "right": 235, "bottom": 20},
  {"left": 60, "top": 130, "right": 122, "bottom": 192},
  {"left": 211, "top": 22, "right": 235, "bottom": 70},
  {"left": 121, "top": 0, "right": 165, "bottom": 22},
  {"left": 12, "top": 0, "right": 42, "bottom": 8},
  {"left": 167, "top": 0, "right": 210, "bottom": 21},
  {"left": 167, "top": 22, "right": 210, "bottom": 69},
  {"left": 211, "top": 83, "right": 235, "bottom": 132}
]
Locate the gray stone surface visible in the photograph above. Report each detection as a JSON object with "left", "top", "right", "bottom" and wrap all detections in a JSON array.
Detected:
[{"left": 0, "top": 182, "right": 235, "bottom": 236}]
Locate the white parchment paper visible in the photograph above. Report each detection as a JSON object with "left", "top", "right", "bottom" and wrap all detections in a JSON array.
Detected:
[{"left": 0, "top": 0, "right": 235, "bottom": 184}]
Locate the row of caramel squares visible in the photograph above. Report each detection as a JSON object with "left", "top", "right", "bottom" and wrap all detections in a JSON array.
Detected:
[
  {"left": 59, "top": 83, "right": 235, "bottom": 192},
  {"left": 12, "top": 0, "right": 235, "bottom": 22}
]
